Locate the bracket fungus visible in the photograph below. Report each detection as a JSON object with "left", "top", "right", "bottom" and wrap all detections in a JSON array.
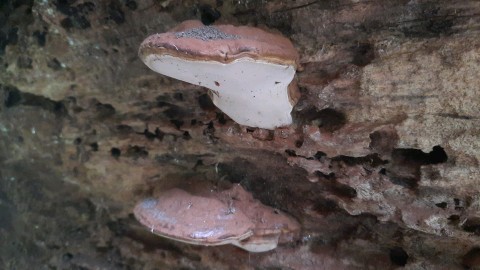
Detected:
[
  {"left": 134, "top": 184, "right": 300, "bottom": 252},
  {"left": 139, "top": 20, "right": 300, "bottom": 129},
  {"left": 219, "top": 184, "right": 301, "bottom": 252}
]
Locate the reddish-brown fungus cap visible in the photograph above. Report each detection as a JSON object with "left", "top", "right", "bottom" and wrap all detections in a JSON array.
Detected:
[
  {"left": 134, "top": 188, "right": 254, "bottom": 245},
  {"left": 138, "top": 20, "right": 300, "bottom": 68},
  {"left": 219, "top": 185, "right": 301, "bottom": 243}
]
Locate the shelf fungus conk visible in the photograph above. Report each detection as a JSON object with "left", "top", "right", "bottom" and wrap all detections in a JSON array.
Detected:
[
  {"left": 138, "top": 20, "right": 300, "bottom": 129},
  {"left": 134, "top": 185, "right": 300, "bottom": 252}
]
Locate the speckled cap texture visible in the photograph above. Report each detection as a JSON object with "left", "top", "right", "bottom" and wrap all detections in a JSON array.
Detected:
[
  {"left": 139, "top": 20, "right": 300, "bottom": 67},
  {"left": 133, "top": 188, "right": 254, "bottom": 245}
]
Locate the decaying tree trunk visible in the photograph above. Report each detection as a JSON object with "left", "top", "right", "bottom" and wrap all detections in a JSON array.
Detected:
[{"left": 0, "top": 0, "right": 479, "bottom": 269}]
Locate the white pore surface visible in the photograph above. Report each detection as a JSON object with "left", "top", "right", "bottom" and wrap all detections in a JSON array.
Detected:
[
  {"left": 232, "top": 235, "right": 279, "bottom": 252},
  {"left": 144, "top": 54, "right": 296, "bottom": 129}
]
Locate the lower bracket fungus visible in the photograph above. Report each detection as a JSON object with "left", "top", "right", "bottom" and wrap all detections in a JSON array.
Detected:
[
  {"left": 218, "top": 184, "right": 301, "bottom": 252},
  {"left": 133, "top": 188, "right": 254, "bottom": 247},
  {"left": 139, "top": 20, "right": 300, "bottom": 129},
  {"left": 134, "top": 185, "right": 300, "bottom": 252}
]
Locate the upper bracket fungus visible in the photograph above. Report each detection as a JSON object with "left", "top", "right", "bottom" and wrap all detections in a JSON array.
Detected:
[
  {"left": 139, "top": 20, "right": 300, "bottom": 129},
  {"left": 134, "top": 184, "right": 300, "bottom": 252}
]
